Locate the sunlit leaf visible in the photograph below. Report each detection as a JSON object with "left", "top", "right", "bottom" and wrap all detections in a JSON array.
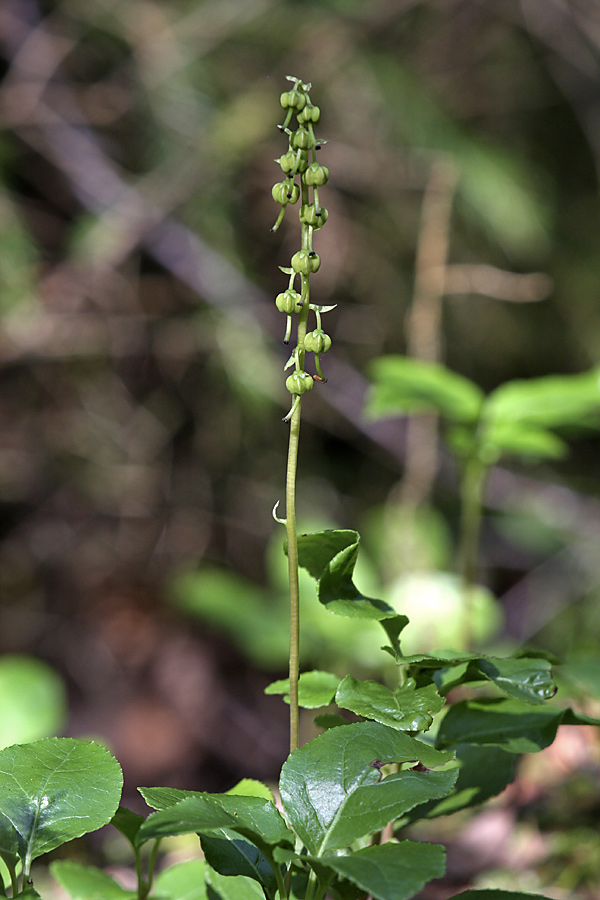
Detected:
[
  {"left": 279, "top": 722, "right": 455, "bottom": 854},
  {"left": 265, "top": 670, "right": 341, "bottom": 708},
  {"left": 335, "top": 676, "right": 444, "bottom": 731},
  {"left": 153, "top": 859, "right": 208, "bottom": 900},
  {"left": 0, "top": 739, "right": 122, "bottom": 867},
  {"left": 0, "top": 656, "right": 66, "bottom": 750}
]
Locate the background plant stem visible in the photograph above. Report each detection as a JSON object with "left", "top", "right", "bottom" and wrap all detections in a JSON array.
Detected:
[{"left": 456, "top": 455, "right": 486, "bottom": 648}]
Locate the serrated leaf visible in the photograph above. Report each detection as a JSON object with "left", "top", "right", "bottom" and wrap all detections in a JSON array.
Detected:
[
  {"left": 483, "top": 369, "right": 600, "bottom": 430},
  {"left": 336, "top": 676, "right": 444, "bottom": 731},
  {"left": 153, "top": 859, "right": 208, "bottom": 900},
  {"left": 313, "top": 841, "right": 446, "bottom": 900},
  {"left": 279, "top": 722, "right": 455, "bottom": 854},
  {"left": 110, "top": 806, "right": 145, "bottom": 849},
  {"left": 201, "top": 833, "right": 279, "bottom": 897},
  {"left": 367, "top": 356, "right": 484, "bottom": 425},
  {"left": 137, "top": 793, "right": 293, "bottom": 849},
  {"left": 265, "top": 671, "right": 341, "bottom": 708},
  {"left": 139, "top": 785, "right": 193, "bottom": 810},
  {"left": 295, "top": 530, "right": 398, "bottom": 622},
  {"left": 436, "top": 698, "right": 600, "bottom": 753},
  {"left": 50, "top": 861, "right": 136, "bottom": 900},
  {"left": 0, "top": 738, "right": 123, "bottom": 868}
]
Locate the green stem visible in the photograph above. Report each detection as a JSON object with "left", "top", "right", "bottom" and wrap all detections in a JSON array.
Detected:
[
  {"left": 285, "top": 398, "right": 302, "bottom": 754},
  {"left": 456, "top": 454, "right": 487, "bottom": 648}
]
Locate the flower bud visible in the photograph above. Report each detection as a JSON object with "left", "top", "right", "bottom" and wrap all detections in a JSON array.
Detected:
[
  {"left": 299, "top": 204, "right": 329, "bottom": 229},
  {"left": 291, "top": 127, "right": 316, "bottom": 151},
  {"left": 303, "top": 163, "right": 329, "bottom": 186},
  {"left": 297, "top": 105, "right": 320, "bottom": 125},
  {"left": 272, "top": 182, "right": 300, "bottom": 205},
  {"left": 291, "top": 250, "right": 321, "bottom": 275},
  {"left": 286, "top": 370, "right": 314, "bottom": 395},
  {"left": 304, "top": 329, "right": 332, "bottom": 354},
  {"left": 280, "top": 89, "right": 307, "bottom": 111},
  {"left": 275, "top": 289, "right": 302, "bottom": 314}
]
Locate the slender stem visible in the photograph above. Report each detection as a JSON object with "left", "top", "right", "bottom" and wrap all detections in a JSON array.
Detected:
[
  {"left": 456, "top": 455, "right": 486, "bottom": 648},
  {"left": 285, "top": 398, "right": 302, "bottom": 754}
]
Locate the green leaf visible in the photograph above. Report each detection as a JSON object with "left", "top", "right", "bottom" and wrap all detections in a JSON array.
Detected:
[
  {"left": 265, "top": 670, "right": 341, "bottom": 708},
  {"left": 0, "top": 655, "right": 67, "bottom": 750},
  {"left": 335, "top": 676, "right": 444, "bottom": 731},
  {"left": 50, "top": 861, "right": 136, "bottom": 900},
  {"left": 137, "top": 794, "right": 293, "bottom": 849},
  {"left": 404, "top": 744, "right": 518, "bottom": 820},
  {"left": 476, "top": 658, "right": 556, "bottom": 705},
  {"left": 205, "top": 864, "right": 265, "bottom": 900},
  {"left": 314, "top": 714, "right": 349, "bottom": 730},
  {"left": 226, "top": 779, "right": 275, "bottom": 803},
  {"left": 447, "top": 892, "right": 553, "bottom": 899},
  {"left": 201, "top": 834, "right": 279, "bottom": 897},
  {"left": 279, "top": 722, "right": 455, "bottom": 854},
  {"left": 483, "top": 369, "right": 600, "bottom": 430},
  {"left": 477, "top": 421, "right": 567, "bottom": 463},
  {"left": 436, "top": 699, "right": 600, "bottom": 753},
  {"left": 367, "top": 356, "right": 484, "bottom": 424},
  {"left": 295, "top": 530, "right": 399, "bottom": 622},
  {"left": 139, "top": 785, "right": 193, "bottom": 810},
  {"left": 153, "top": 859, "right": 208, "bottom": 900},
  {"left": 0, "top": 738, "right": 123, "bottom": 868},
  {"left": 110, "top": 806, "right": 145, "bottom": 848},
  {"left": 313, "top": 841, "right": 446, "bottom": 900}
]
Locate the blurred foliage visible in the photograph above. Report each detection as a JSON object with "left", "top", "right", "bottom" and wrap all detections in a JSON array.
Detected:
[{"left": 2, "top": 0, "right": 600, "bottom": 844}]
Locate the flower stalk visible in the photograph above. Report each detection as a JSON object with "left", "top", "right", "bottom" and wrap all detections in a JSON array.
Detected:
[{"left": 271, "top": 76, "right": 332, "bottom": 752}]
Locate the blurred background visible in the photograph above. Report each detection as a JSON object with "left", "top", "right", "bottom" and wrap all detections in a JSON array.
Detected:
[{"left": 2, "top": 0, "right": 600, "bottom": 895}]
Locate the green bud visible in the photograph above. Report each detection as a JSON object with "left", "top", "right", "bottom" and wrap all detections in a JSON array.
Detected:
[
  {"left": 304, "top": 329, "right": 332, "bottom": 354},
  {"left": 297, "top": 104, "right": 320, "bottom": 125},
  {"left": 303, "top": 163, "right": 329, "bottom": 186},
  {"left": 299, "top": 204, "right": 329, "bottom": 229},
  {"left": 275, "top": 289, "right": 302, "bottom": 314},
  {"left": 291, "top": 250, "right": 321, "bottom": 275},
  {"left": 291, "top": 127, "right": 316, "bottom": 151},
  {"left": 272, "top": 181, "right": 300, "bottom": 205},
  {"left": 286, "top": 370, "right": 314, "bottom": 395},
  {"left": 280, "top": 89, "right": 307, "bottom": 111}
]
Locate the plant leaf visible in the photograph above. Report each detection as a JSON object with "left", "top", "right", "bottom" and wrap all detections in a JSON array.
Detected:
[
  {"left": 226, "top": 779, "right": 275, "bottom": 803},
  {"left": 0, "top": 738, "right": 122, "bottom": 867},
  {"left": 367, "top": 356, "right": 484, "bottom": 424},
  {"left": 483, "top": 369, "right": 600, "bottom": 430},
  {"left": 152, "top": 859, "right": 208, "bottom": 900},
  {"left": 312, "top": 841, "right": 446, "bottom": 900},
  {"left": 403, "top": 744, "right": 518, "bottom": 821},
  {"left": 336, "top": 676, "right": 444, "bottom": 731},
  {"left": 477, "top": 421, "right": 567, "bottom": 462},
  {"left": 110, "top": 806, "right": 145, "bottom": 849},
  {"left": 201, "top": 833, "right": 279, "bottom": 897},
  {"left": 476, "top": 658, "right": 556, "bottom": 705},
  {"left": 447, "top": 892, "right": 553, "bottom": 899},
  {"left": 137, "top": 793, "right": 293, "bottom": 849},
  {"left": 0, "top": 656, "right": 67, "bottom": 750},
  {"left": 279, "top": 721, "right": 455, "bottom": 854},
  {"left": 436, "top": 698, "right": 600, "bottom": 753},
  {"left": 50, "top": 861, "right": 136, "bottom": 900},
  {"left": 205, "top": 864, "right": 265, "bottom": 900},
  {"left": 265, "top": 670, "right": 341, "bottom": 708},
  {"left": 295, "top": 530, "right": 400, "bottom": 623}
]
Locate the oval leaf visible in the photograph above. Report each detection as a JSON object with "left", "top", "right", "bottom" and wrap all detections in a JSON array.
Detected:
[
  {"left": 484, "top": 369, "right": 600, "bottom": 430},
  {"left": 201, "top": 834, "right": 279, "bottom": 896},
  {"left": 279, "top": 722, "right": 455, "bottom": 854},
  {"left": 336, "top": 676, "right": 444, "bottom": 731},
  {"left": 50, "top": 861, "right": 136, "bottom": 900},
  {"left": 0, "top": 738, "right": 123, "bottom": 867},
  {"left": 314, "top": 840, "right": 446, "bottom": 900},
  {"left": 447, "top": 892, "right": 553, "bottom": 899},
  {"left": 153, "top": 860, "right": 208, "bottom": 900},
  {"left": 265, "top": 670, "right": 341, "bottom": 708}
]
